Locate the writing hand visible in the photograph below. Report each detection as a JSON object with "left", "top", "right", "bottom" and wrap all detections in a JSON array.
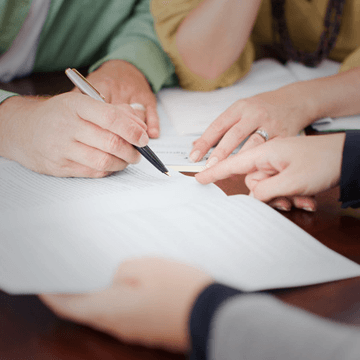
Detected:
[
  {"left": 39, "top": 258, "right": 213, "bottom": 352},
  {"left": 83, "top": 60, "right": 160, "bottom": 138},
  {"left": 0, "top": 93, "right": 148, "bottom": 177},
  {"left": 196, "top": 134, "right": 345, "bottom": 210}
]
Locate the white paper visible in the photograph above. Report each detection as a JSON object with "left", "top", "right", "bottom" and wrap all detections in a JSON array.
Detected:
[
  {"left": 157, "top": 59, "right": 298, "bottom": 136},
  {"left": 1, "top": 161, "right": 359, "bottom": 294},
  {"left": 149, "top": 102, "right": 245, "bottom": 172}
]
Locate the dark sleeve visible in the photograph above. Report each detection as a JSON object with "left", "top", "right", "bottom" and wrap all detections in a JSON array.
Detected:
[
  {"left": 189, "top": 284, "right": 360, "bottom": 360},
  {"left": 189, "top": 283, "right": 244, "bottom": 360},
  {"left": 340, "top": 130, "right": 360, "bottom": 208}
]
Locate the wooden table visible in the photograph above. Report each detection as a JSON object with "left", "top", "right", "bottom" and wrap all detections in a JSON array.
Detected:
[{"left": 1, "top": 71, "right": 359, "bottom": 359}]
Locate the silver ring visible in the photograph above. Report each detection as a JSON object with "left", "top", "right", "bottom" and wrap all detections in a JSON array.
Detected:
[
  {"left": 255, "top": 129, "right": 269, "bottom": 142},
  {"left": 130, "top": 103, "right": 146, "bottom": 111}
]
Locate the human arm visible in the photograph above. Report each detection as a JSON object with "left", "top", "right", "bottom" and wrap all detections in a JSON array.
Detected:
[
  {"left": 0, "top": 93, "right": 148, "bottom": 177},
  {"left": 151, "top": 0, "right": 255, "bottom": 91},
  {"left": 39, "top": 258, "right": 360, "bottom": 359},
  {"left": 87, "top": 0, "right": 177, "bottom": 138},
  {"left": 189, "top": 66, "right": 360, "bottom": 166},
  {"left": 175, "top": 0, "right": 262, "bottom": 79},
  {"left": 191, "top": 284, "right": 360, "bottom": 360},
  {"left": 40, "top": 258, "right": 213, "bottom": 352},
  {"left": 196, "top": 133, "right": 347, "bottom": 208}
]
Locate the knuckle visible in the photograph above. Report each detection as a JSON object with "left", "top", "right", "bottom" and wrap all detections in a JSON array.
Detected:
[
  {"left": 127, "top": 122, "right": 143, "bottom": 142},
  {"left": 107, "top": 133, "right": 123, "bottom": 153},
  {"left": 195, "top": 138, "right": 212, "bottom": 151},
  {"left": 210, "top": 120, "right": 227, "bottom": 135},
  {"left": 213, "top": 147, "right": 230, "bottom": 160},
  {"left": 91, "top": 171, "right": 110, "bottom": 178},
  {"left": 101, "top": 76, "right": 117, "bottom": 88},
  {"left": 95, "top": 153, "right": 114, "bottom": 171},
  {"left": 103, "top": 106, "right": 118, "bottom": 128},
  {"left": 229, "top": 124, "right": 244, "bottom": 139}
]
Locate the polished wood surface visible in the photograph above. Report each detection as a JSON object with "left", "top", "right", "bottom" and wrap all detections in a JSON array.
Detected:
[{"left": 1, "top": 72, "right": 359, "bottom": 359}]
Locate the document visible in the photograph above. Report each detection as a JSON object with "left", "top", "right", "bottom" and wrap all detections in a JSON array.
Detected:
[
  {"left": 148, "top": 116, "right": 245, "bottom": 172},
  {"left": 152, "top": 59, "right": 291, "bottom": 171},
  {"left": 157, "top": 59, "right": 298, "bottom": 136},
  {"left": 1, "top": 159, "right": 360, "bottom": 294}
]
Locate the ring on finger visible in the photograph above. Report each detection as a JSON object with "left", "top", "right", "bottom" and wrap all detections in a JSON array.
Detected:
[
  {"left": 130, "top": 103, "right": 146, "bottom": 111},
  {"left": 255, "top": 129, "right": 269, "bottom": 142}
]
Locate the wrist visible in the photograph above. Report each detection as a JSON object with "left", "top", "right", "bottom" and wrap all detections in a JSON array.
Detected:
[
  {"left": 0, "top": 96, "right": 38, "bottom": 160},
  {"left": 190, "top": 283, "right": 244, "bottom": 359},
  {"left": 277, "top": 81, "right": 321, "bottom": 129}
]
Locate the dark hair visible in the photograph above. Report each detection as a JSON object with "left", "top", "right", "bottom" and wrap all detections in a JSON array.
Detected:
[{"left": 271, "top": 0, "right": 346, "bottom": 66}]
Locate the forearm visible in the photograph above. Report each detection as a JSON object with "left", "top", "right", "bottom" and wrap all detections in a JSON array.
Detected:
[
  {"left": 176, "top": 0, "right": 261, "bottom": 79},
  {"left": 89, "top": 0, "right": 176, "bottom": 93},
  {"left": 190, "top": 284, "right": 360, "bottom": 360},
  {"left": 0, "top": 96, "right": 25, "bottom": 159},
  {"left": 285, "top": 67, "right": 360, "bottom": 127},
  {"left": 210, "top": 294, "right": 360, "bottom": 360}
]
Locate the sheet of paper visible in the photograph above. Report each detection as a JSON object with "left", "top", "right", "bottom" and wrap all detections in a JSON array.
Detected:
[
  {"left": 157, "top": 59, "right": 298, "bottom": 135},
  {"left": 149, "top": 105, "right": 209, "bottom": 172},
  {"left": 1, "top": 182, "right": 360, "bottom": 294},
  {"left": 0, "top": 158, "right": 223, "bottom": 218},
  {"left": 149, "top": 115, "right": 245, "bottom": 172}
]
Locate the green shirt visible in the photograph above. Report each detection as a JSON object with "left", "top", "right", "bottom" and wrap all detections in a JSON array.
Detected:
[{"left": 0, "top": 0, "right": 177, "bottom": 102}]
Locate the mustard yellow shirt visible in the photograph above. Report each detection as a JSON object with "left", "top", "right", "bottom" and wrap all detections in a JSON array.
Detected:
[{"left": 152, "top": 0, "right": 360, "bottom": 91}]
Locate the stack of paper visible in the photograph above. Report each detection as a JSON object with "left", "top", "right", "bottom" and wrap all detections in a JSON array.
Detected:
[{"left": 1, "top": 159, "right": 359, "bottom": 294}]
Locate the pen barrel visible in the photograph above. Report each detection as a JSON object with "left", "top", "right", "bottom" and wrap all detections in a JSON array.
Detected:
[{"left": 134, "top": 145, "right": 169, "bottom": 174}]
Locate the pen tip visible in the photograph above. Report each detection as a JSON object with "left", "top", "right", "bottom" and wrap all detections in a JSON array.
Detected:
[{"left": 165, "top": 172, "right": 171, "bottom": 177}]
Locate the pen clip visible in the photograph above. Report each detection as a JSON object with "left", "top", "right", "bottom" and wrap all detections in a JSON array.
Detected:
[{"left": 70, "top": 68, "right": 106, "bottom": 102}]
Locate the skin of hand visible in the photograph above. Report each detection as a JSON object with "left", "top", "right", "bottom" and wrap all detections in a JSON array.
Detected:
[
  {"left": 0, "top": 93, "right": 149, "bottom": 177},
  {"left": 83, "top": 60, "right": 160, "bottom": 138},
  {"left": 39, "top": 258, "right": 214, "bottom": 353},
  {"left": 195, "top": 134, "right": 346, "bottom": 207},
  {"left": 189, "top": 84, "right": 315, "bottom": 167}
]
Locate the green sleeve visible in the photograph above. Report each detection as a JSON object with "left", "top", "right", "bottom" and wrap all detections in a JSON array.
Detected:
[
  {"left": 0, "top": 89, "right": 18, "bottom": 104},
  {"left": 88, "top": 0, "right": 177, "bottom": 93}
]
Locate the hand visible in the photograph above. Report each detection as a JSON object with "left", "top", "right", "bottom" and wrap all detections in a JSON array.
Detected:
[
  {"left": 189, "top": 85, "right": 314, "bottom": 167},
  {"left": 196, "top": 134, "right": 346, "bottom": 209},
  {"left": 83, "top": 60, "right": 160, "bottom": 138},
  {"left": 0, "top": 94, "right": 148, "bottom": 177},
  {"left": 39, "top": 258, "right": 214, "bottom": 352}
]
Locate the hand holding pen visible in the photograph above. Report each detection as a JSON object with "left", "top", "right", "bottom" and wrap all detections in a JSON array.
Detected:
[{"left": 66, "top": 68, "right": 169, "bottom": 176}]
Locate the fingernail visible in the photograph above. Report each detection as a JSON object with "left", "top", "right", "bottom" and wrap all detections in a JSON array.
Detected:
[
  {"left": 275, "top": 206, "right": 289, "bottom": 211},
  {"left": 302, "top": 207, "right": 315, "bottom": 212},
  {"left": 149, "top": 128, "right": 159, "bottom": 138},
  {"left": 139, "top": 133, "right": 148, "bottom": 147},
  {"left": 205, "top": 157, "right": 218, "bottom": 168},
  {"left": 189, "top": 150, "right": 200, "bottom": 163}
]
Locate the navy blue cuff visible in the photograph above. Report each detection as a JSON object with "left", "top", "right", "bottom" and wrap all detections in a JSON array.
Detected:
[
  {"left": 189, "top": 283, "right": 244, "bottom": 360},
  {"left": 340, "top": 131, "right": 360, "bottom": 208}
]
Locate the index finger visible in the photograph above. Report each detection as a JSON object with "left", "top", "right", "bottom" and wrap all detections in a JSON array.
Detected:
[
  {"left": 74, "top": 95, "right": 149, "bottom": 147},
  {"left": 195, "top": 149, "right": 260, "bottom": 184},
  {"left": 189, "top": 105, "right": 243, "bottom": 162},
  {"left": 145, "top": 104, "right": 160, "bottom": 139}
]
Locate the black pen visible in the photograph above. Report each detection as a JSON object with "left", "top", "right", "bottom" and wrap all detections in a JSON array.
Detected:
[{"left": 65, "top": 68, "right": 170, "bottom": 176}]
